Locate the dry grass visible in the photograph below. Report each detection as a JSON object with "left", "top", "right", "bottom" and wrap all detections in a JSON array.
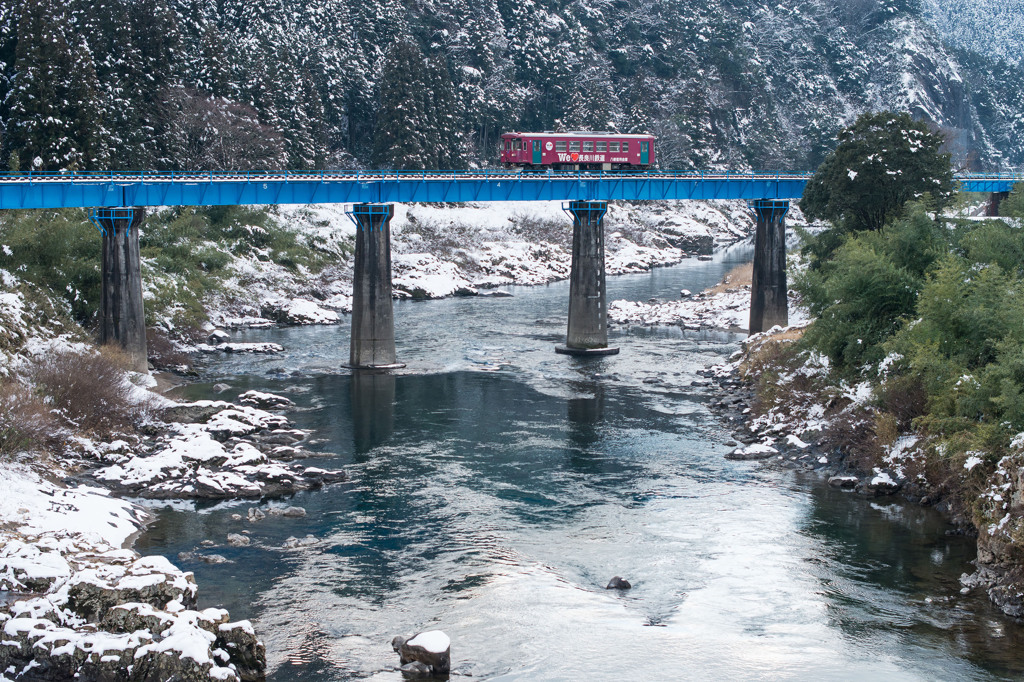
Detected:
[
  {"left": 27, "top": 345, "right": 156, "bottom": 437},
  {"left": 738, "top": 326, "right": 806, "bottom": 380},
  {"left": 704, "top": 262, "right": 752, "bottom": 295},
  {"left": 0, "top": 378, "right": 57, "bottom": 457},
  {"left": 147, "top": 328, "right": 193, "bottom": 371}
]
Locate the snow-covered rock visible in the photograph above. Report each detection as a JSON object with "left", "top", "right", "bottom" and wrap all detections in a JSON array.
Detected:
[
  {"left": 91, "top": 402, "right": 344, "bottom": 500},
  {"left": 393, "top": 630, "right": 451, "bottom": 675},
  {"left": 238, "top": 390, "right": 295, "bottom": 410},
  {"left": 263, "top": 297, "right": 340, "bottom": 324},
  {"left": 0, "top": 493, "right": 264, "bottom": 680}
]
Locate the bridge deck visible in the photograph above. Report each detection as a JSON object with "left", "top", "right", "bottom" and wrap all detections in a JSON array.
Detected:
[{"left": 0, "top": 170, "right": 1017, "bottom": 209}]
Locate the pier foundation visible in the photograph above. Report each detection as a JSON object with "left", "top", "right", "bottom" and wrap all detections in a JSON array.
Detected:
[
  {"left": 348, "top": 204, "right": 403, "bottom": 369},
  {"left": 749, "top": 199, "right": 789, "bottom": 335},
  {"left": 92, "top": 208, "right": 148, "bottom": 373},
  {"left": 556, "top": 201, "right": 619, "bottom": 356}
]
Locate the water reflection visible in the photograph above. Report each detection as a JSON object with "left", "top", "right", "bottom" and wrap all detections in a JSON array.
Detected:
[{"left": 351, "top": 371, "right": 395, "bottom": 455}]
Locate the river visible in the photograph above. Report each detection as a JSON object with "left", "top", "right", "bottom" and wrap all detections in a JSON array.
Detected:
[{"left": 136, "top": 243, "right": 1024, "bottom": 681}]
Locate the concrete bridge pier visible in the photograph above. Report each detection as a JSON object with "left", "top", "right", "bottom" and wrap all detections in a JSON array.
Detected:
[
  {"left": 986, "top": 191, "right": 1010, "bottom": 217},
  {"left": 348, "top": 203, "right": 404, "bottom": 369},
  {"left": 92, "top": 208, "right": 148, "bottom": 373},
  {"left": 749, "top": 199, "right": 789, "bottom": 336},
  {"left": 556, "top": 201, "right": 619, "bottom": 356}
]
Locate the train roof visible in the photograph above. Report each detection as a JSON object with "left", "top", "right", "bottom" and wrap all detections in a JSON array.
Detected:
[{"left": 501, "top": 131, "right": 655, "bottom": 139}]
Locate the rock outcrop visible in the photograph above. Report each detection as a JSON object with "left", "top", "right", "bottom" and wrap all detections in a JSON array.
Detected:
[{"left": 0, "top": 533, "right": 265, "bottom": 681}]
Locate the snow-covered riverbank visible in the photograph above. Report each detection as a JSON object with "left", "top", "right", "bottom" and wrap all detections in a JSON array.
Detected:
[{"left": 199, "top": 199, "right": 754, "bottom": 329}]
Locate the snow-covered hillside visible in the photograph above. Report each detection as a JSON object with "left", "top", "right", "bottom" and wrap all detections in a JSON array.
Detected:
[
  {"left": 922, "top": 0, "right": 1024, "bottom": 65},
  {"left": 1, "top": 0, "right": 1022, "bottom": 175}
]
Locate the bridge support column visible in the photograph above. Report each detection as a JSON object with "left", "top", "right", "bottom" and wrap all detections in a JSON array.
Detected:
[
  {"left": 986, "top": 191, "right": 1010, "bottom": 217},
  {"left": 348, "top": 204, "right": 404, "bottom": 369},
  {"left": 92, "top": 208, "right": 148, "bottom": 373},
  {"left": 749, "top": 199, "right": 789, "bottom": 336},
  {"left": 556, "top": 201, "right": 619, "bottom": 356}
]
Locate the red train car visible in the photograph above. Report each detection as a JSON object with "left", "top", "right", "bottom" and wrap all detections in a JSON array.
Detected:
[{"left": 500, "top": 131, "right": 656, "bottom": 170}]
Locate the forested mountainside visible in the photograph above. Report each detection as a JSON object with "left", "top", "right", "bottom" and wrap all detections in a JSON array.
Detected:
[
  {"left": 0, "top": 0, "right": 1021, "bottom": 173},
  {"left": 922, "top": 0, "right": 1024, "bottom": 66}
]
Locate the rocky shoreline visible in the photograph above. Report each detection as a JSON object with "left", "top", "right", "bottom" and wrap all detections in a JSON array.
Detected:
[
  {"left": 702, "top": 330, "right": 1024, "bottom": 621},
  {"left": 0, "top": 388, "right": 341, "bottom": 681}
]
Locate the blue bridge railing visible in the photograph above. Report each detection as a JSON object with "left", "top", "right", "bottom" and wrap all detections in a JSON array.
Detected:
[{"left": 0, "top": 169, "right": 1017, "bottom": 209}]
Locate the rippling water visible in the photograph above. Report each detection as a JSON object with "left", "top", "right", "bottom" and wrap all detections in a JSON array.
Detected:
[{"left": 136, "top": 244, "right": 1024, "bottom": 680}]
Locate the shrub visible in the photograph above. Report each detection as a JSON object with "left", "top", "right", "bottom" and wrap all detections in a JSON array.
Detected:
[
  {"left": 1001, "top": 181, "right": 1024, "bottom": 218},
  {"left": 27, "top": 346, "right": 155, "bottom": 437},
  {"left": 0, "top": 209, "right": 101, "bottom": 324},
  {"left": 0, "top": 378, "right": 57, "bottom": 457},
  {"left": 796, "top": 206, "right": 949, "bottom": 371},
  {"left": 957, "top": 220, "right": 1024, "bottom": 275},
  {"left": 146, "top": 328, "right": 194, "bottom": 372}
]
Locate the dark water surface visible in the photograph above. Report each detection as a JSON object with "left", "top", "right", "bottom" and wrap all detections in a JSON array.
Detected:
[{"left": 137, "top": 244, "right": 1024, "bottom": 680}]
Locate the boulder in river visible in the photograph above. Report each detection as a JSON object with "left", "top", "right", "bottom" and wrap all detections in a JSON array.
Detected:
[
  {"left": 828, "top": 475, "right": 859, "bottom": 489},
  {"left": 606, "top": 576, "right": 632, "bottom": 590},
  {"left": 239, "top": 390, "right": 295, "bottom": 410},
  {"left": 392, "top": 630, "right": 451, "bottom": 674},
  {"left": 400, "top": 661, "right": 434, "bottom": 676}
]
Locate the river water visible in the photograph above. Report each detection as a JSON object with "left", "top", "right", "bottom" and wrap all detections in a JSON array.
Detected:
[{"left": 137, "top": 243, "right": 1024, "bottom": 681}]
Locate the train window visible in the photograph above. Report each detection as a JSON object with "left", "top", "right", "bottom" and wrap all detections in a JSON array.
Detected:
[
  {"left": 610, "top": 142, "right": 620, "bottom": 152},
  {"left": 622, "top": 141, "right": 630, "bottom": 152},
  {"left": 505, "top": 140, "right": 511, "bottom": 150},
  {"left": 596, "top": 141, "right": 607, "bottom": 152},
  {"left": 583, "top": 141, "right": 594, "bottom": 152},
  {"left": 513, "top": 139, "right": 522, "bottom": 150},
  {"left": 556, "top": 141, "right": 567, "bottom": 152},
  {"left": 569, "top": 141, "right": 580, "bottom": 152}
]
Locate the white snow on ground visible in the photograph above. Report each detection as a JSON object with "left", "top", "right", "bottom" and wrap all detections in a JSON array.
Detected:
[
  {"left": 0, "top": 271, "right": 90, "bottom": 377},
  {"left": 786, "top": 434, "right": 810, "bottom": 449},
  {"left": 275, "top": 298, "right": 339, "bottom": 324},
  {"left": 610, "top": 287, "right": 810, "bottom": 333},
  {"left": 194, "top": 342, "right": 285, "bottom": 354},
  {"left": 0, "top": 464, "right": 148, "bottom": 547}
]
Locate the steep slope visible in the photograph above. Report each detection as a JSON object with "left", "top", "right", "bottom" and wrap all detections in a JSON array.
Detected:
[
  {"left": 0, "top": 0, "right": 1020, "bottom": 172},
  {"left": 922, "top": 0, "right": 1024, "bottom": 65}
]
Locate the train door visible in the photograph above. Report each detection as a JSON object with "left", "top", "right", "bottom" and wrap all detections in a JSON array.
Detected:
[
  {"left": 532, "top": 140, "right": 542, "bottom": 165},
  {"left": 640, "top": 141, "right": 649, "bottom": 165}
]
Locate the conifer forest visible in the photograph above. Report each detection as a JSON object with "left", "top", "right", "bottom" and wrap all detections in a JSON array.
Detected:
[{"left": 0, "top": 0, "right": 1022, "bottom": 173}]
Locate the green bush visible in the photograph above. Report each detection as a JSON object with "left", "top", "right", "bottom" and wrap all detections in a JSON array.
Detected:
[
  {"left": 890, "top": 256, "right": 1024, "bottom": 433},
  {"left": 1001, "top": 181, "right": 1024, "bottom": 218},
  {"left": 956, "top": 220, "right": 1024, "bottom": 274},
  {"left": 0, "top": 209, "right": 102, "bottom": 324},
  {"left": 796, "top": 206, "right": 948, "bottom": 370}
]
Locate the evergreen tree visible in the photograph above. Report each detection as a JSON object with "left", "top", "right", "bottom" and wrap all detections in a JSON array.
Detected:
[
  {"left": 372, "top": 40, "right": 431, "bottom": 169},
  {"left": 801, "top": 111, "right": 955, "bottom": 235},
  {"left": 5, "top": 0, "right": 106, "bottom": 170},
  {"left": 424, "top": 56, "right": 466, "bottom": 169}
]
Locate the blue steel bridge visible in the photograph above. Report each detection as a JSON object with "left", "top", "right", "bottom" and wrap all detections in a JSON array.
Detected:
[
  {"left": 0, "top": 169, "right": 1018, "bottom": 209},
  {"left": 0, "top": 168, "right": 1018, "bottom": 373}
]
